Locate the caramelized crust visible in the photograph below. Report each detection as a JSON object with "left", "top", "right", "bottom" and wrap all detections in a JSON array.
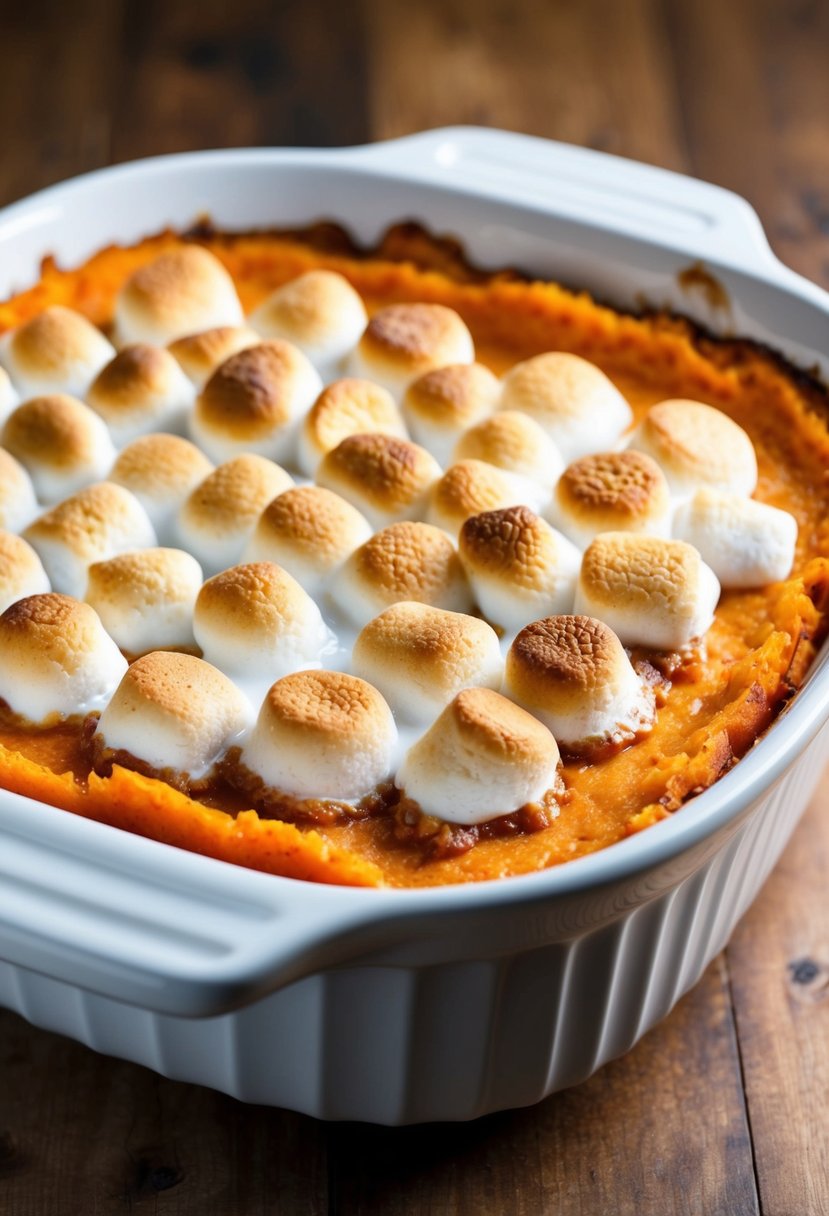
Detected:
[
  {"left": 255, "top": 485, "right": 369, "bottom": 565},
  {"left": 508, "top": 615, "right": 621, "bottom": 701},
  {"left": 557, "top": 450, "right": 667, "bottom": 519},
  {"left": 264, "top": 669, "right": 386, "bottom": 736},
  {"left": 350, "top": 521, "right": 465, "bottom": 602},
  {"left": 196, "top": 340, "right": 305, "bottom": 440},
  {"left": 450, "top": 686, "right": 557, "bottom": 765},
  {"left": 319, "top": 433, "right": 439, "bottom": 514},
  {"left": 361, "top": 303, "right": 470, "bottom": 364},
  {"left": 3, "top": 394, "right": 103, "bottom": 470},
  {"left": 0, "top": 594, "right": 104, "bottom": 676},
  {"left": 168, "top": 326, "right": 260, "bottom": 381},
  {"left": 460, "top": 505, "right": 559, "bottom": 588},
  {"left": 304, "top": 378, "right": 403, "bottom": 454},
  {"left": 111, "top": 433, "right": 213, "bottom": 498}
]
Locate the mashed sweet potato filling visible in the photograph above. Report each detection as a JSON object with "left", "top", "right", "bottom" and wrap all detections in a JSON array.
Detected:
[{"left": 0, "top": 225, "right": 827, "bottom": 888}]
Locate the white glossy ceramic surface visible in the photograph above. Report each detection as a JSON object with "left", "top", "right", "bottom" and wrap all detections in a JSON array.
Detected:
[{"left": 0, "top": 128, "right": 827, "bottom": 1123}]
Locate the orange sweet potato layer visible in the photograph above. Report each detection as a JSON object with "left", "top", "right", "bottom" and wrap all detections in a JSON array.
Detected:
[{"left": 1, "top": 225, "right": 828, "bottom": 888}]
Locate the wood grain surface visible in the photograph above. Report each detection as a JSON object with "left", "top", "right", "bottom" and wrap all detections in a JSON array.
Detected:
[{"left": 0, "top": 0, "right": 827, "bottom": 1212}]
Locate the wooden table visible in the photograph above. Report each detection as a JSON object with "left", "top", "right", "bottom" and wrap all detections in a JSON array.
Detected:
[{"left": 1, "top": 1, "right": 827, "bottom": 1212}]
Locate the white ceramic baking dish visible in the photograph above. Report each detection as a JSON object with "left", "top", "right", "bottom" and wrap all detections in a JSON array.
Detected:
[{"left": 0, "top": 127, "right": 827, "bottom": 1125}]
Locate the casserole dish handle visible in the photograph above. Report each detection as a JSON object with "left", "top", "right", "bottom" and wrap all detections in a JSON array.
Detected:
[
  {"left": 346, "top": 125, "right": 777, "bottom": 269},
  {"left": 0, "top": 790, "right": 393, "bottom": 1018}
]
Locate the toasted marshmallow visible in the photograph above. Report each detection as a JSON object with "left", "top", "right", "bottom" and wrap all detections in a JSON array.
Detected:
[
  {"left": 549, "top": 450, "right": 672, "bottom": 549},
  {"left": 193, "top": 562, "right": 331, "bottom": 692},
  {"left": 297, "top": 378, "right": 407, "bottom": 477},
  {"left": 0, "top": 368, "right": 19, "bottom": 423},
  {"left": 459, "top": 506, "right": 581, "bottom": 631},
  {"left": 85, "top": 548, "right": 202, "bottom": 655},
  {"left": 505, "top": 615, "right": 654, "bottom": 751},
  {"left": 0, "top": 593, "right": 127, "bottom": 723},
  {"left": 453, "top": 410, "right": 564, "bottom": 485},
  {"left": 402, "top": 362, "right": 500, "bottom": 466},
  {"left": 396, "top": 687, "right": 561, "bottom": 826},
  {"left": 0, "top": 306, "right": 114, "bottom": 399},
  {"left": 0, "top": 531, "right": 50, "bottom": 613},
  {"left": 575, "top": 532, "right": 720, "bottom": 649},
  {"left": 427, "top": 459, "right": 530, "bottom": 539},
  {"left": 499, "top": 352, "right": 632, "bottom": 462},
  {"left": 0, "top": 447, "right": 38, "bottom": 533},
  {"left": 176, "top": 454, "right": 293, "bottom": 576},
  {"left": 24, "top": 482, "right": 156, "bottom": 599},
  {"left": 86, "top": 345, "right": 194, "bottom": 444},
  {"left": 168, "top": 325, "right": 261, "bottom": 387},
  {"left": 190, "top": 340, "right": 322, "bottom": 465},
  {"left": 239, "top": 670, "right": 396, "bottom": 804},
  {"left": 2, "top": 394, "right": 116, "bottom": 503},
  {"left": 627, "top": 399, "right": 758, "bottom": 499},
  {"left": 109, "top": 433, "right": 214, "bottom": 541},
  {"left": 243, "top": 485, "right": 372, "bottom": 596},
  {"left": 249, "top": 270, "right": 368, "bottom": 378},
  {"left": 114, "top": 246, "right": 244, "bottom": 346},
  {"left": 94, "top": 651, "right": 252, "bottom": 781},
  {"left": 353, "top": 601, "right": 503, "bottom": 723},
  {"left": 350, "top": 303, "right": 474, "bottom": 398},
  {"left": 335, "top": 521, "right": 472, "bottom": 627},
  {"left": 316, "top": 433, "right": 441, "bottom": 530},
  {"left": 673, "top": 488, "right": 798, "bottom": 588}
]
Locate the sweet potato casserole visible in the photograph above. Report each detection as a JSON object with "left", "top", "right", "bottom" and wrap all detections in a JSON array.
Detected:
[{"left": 0, "top": 223, "right": 826, "bottom": 888}]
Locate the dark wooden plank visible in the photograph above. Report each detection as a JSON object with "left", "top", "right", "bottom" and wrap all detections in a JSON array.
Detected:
[
  {"left": 328, "top": 960, "right": 759, "bottom": 1216},
  {"left": 726, "top": 788, "right": 829, "bottom": 1216},
  {"left": 665, "top": 0, "right": 829, "bottom": 284},
  {"left": 364, "top": 0, "right": 688, "bottom": 170},
  {"left": 0, "top": 1007, "right": 329, "bottom": 1215},
  {"left": 0, "top": 0, "right": 119, "bottom": 207},
  {"left": 109, "top": 0, "right": 370, "bottom": 162},
  {"left": 668, "top": 5, "right": 829, "bottom": 1209}
]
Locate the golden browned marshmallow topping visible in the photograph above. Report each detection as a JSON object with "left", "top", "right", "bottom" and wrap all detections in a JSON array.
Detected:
[
  {"left": 335, "top": 520, "right": 472, "bottom": 626},
  {"left": 402, "top": 362, "right": 500, "bottom": 465},
  {"left": 350, "top": 303, "right": 474, "bottom": 397},
  {"left": 176, "top": 454, "right": 293, "bottom": 576},
  {"left": 550, "top": 449, "right": 672, "bottom": 549},
  {"left": 2, "top": 394, "right": 116, "bottom": 503},
  {"left": 427, "top": 459, "right": 522, "bottom": 538},
  {"left": 86, "top": 344, "right": 194, "bottom": 444},
  {"left": 168, "top": 325, "right": 261, "bottom": 387},
  {"left": 505, "top": 615, "right": 654, "bottom": 751},
  {"left": 396, "top": 687, "right": 561, "bottom": 825},
  {"left": 114, "top": 246, "right": 244, "bottom": 346},
  {"left": 459, "top": 505, "right": 581, "bottom": 630},
  {"left": 316, "top": 432, "right": 441, "bottom": 529},
  {"left": 249, "top": 269, "right": 368, "bottom": 374},
  {"left": 191, "top": 339, "right": 322, "bottom": 464},
  {"left": 499, "top": 351, "right": 632, "bottom": 462},
  {"left": 453, "top": 409, "right": 564, "bottom": 484},
  {"left": 0, "top": 592, "right": 127, "bottom": 722},
  {"left": 193, "top": 561, "right": 330, "bottom": 691},
  {"left": 0, "top": 305, "right": 115, "bottom": 399},
  {"left": 85, "top": 547, "right": 203, "bottom": 655},
  {"left": 244, "top": 485, "right": 372, "bottom": 595},
  {"left": 627, "top": 399, "right": 757, "bottom": 498},
  {"left": 298, "top": 377, "right": 407, "bottom": 476},
  {"left": 93, "top": 650, "right": 252, "bottom": 781},
  {"left": 109, "top": 433, "right": 214, "bottom": 540},
  {"left": 0, "top": 446, "right": 38, "bottom": 533},
  {"left": 23, "top": 482, "right": 157, "bottom": 598},
  {"left": 239, "top": 669, "right": 397, "bottom": 803},
  {"left": 352, "top": 601, "right": 503, "bottom": 722},
  {"left": 0, "top": 529, "right": 50, "bottom": 613},
  {"left": 575, "top": 532, "right": 721, "bottom": 650}
]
